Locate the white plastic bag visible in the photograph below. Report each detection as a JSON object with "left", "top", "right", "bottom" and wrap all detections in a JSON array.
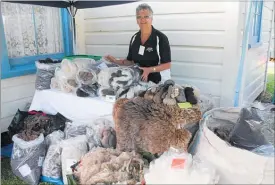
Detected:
[
  {"left": 191, "top": 108, "right": 275, "bottom": 184},
  {"left": 144, "top": 148, "right": 218, "bottom": 184},
  {"left": 61, "top": 135, "right": 88, "bottom": 185},
  {"left": 11, "top": 133, "right": 46, "bottom": 185},
  {"left": 42, "top": 131, "right": 65, "bottom": 184},
  {"left": 60, "top": 59, "right": 78, "bottom": 79}
]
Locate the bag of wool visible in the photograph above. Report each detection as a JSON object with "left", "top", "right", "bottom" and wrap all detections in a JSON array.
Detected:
[
  {"left": 71, "top": 58, "right": 96, "bottom": 69},
  {"left": 86, "top": 118, "right": 116, "bottom": 150},
  {"left": 41, "top": 131, "right": 65, "bottom": 185},
  {"left": 75, "top": 84, "right": 99, "bottom": 98},
  {"left": 35, "top": 60, "right": 61, "bottom": 90},
  {"left": 144, "top": 148, "right": 219, "bottom": 184},
  {"left": 97, "top": 67, "right": 140, "bottom": 90},
  {"left": 76, "top": 68, "right": 97, "bottom": 85},
  {"left": 60, "top": 59, "right": 78, "bottom": 79},
  {"left": 11, "top": 133, "right": 46, "bottom": 185},
  {"left": 61, "top": 135, "right": 88, "bottom": 185}
]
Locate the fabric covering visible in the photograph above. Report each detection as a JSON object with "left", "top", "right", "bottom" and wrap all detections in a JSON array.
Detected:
[{"left": 29, "top": 89, "right": 114, "bottom": 123}]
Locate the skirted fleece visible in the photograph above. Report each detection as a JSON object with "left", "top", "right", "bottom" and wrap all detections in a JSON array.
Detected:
[
  {"left": 73, "top": 147, "right": 145, "bottom": 185},
  {"left": 113, "top": 97, "right": 202, "bottom": 155}
]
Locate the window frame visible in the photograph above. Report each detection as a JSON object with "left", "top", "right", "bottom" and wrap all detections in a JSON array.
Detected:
[
  {"left": 1, "top": 7, "right": 73, "bottom": 79},
  {"left": 248, "top": 0, "right": 264, "bottom": 49}
]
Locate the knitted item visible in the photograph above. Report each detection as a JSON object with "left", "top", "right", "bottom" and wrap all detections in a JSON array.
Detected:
[
  {"left": 185, "top": 87, "right": 198, "bottom": 104},
  {"left": 153, "top": 85, "right": 168, "bottom": 104},
  {"left": 176, "top": 88, "right": 186, "bottom": 103},
  {"left": 163, "top": 86, "right": 177, "bottom": 106}
]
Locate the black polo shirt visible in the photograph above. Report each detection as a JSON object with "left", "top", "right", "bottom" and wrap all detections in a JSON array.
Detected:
[{"left": 126, "top": 26, "right": 171, "bottom": 84}]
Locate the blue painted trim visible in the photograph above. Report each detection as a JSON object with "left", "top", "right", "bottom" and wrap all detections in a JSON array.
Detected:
[
  {"left": 9, "top": 53, "right": 65, "bottom": 66},
  {"left": 2, "top": 64, "right": 37, "bottom": 79},
  {"left": 248, "top": 0, "right": 263, "bottom": 49},
  {"left": 234, "top": 1, "right": 254, "bottom": 107},
  {"left": 1, "top": 12, "right": 10, "bottom": 74},
  {"left": 1, "top": 8, "right": 73, "bottom": 79},
  {"left": 248, "top": 41, "right": 263, "bottom": 49},
  {"left": 61, "top": 8, "right": 73, "bottom": 56}
]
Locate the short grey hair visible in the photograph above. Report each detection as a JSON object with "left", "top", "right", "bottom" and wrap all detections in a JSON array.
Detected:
[{"left": 136, "top": 3, "right": 153, "bottom": 16}]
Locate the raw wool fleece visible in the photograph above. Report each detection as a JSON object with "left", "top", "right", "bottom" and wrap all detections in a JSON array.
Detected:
[
  {"left": 113, "top": 97, "right": 202, "bottom": 154},
  {"left": 73, "top": 147, "right": 145, "bottom": 185}
]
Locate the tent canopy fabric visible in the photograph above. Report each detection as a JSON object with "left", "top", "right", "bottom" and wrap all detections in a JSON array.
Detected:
[{"left": 1, "top": 1, "right": 137, "bottom": 10}]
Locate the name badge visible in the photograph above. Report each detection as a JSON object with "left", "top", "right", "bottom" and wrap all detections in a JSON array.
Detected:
[{"left": 138, "top": 45, "right": 145, "bottom": 55}]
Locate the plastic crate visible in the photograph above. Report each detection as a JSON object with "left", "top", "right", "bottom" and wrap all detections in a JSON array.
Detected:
[{"left": 64, "top": 55, "right": 102, "bottom": 61}]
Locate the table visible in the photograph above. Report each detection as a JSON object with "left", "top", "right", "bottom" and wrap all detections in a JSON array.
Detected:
[{"left": 29, "top": 89, "right": 114, "bottom": 123}]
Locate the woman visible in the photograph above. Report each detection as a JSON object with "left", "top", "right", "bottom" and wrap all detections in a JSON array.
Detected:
[{"left": 105, "top": 3, "right": 171, "bottom": 84}]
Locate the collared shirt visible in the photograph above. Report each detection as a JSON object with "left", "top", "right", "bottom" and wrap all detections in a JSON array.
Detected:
[{"left": 127, "top": 26, "right": 171, "bottom": 83}]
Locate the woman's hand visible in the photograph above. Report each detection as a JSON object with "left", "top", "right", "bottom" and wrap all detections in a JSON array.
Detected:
[
  {"left": 139, "top": 67, "right": 151, "bottom": 82},
  {"left": 104, "top": 55, "right": 117, "bottom": 63}
]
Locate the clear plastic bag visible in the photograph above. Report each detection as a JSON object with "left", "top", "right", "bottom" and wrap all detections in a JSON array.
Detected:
[
  {"left": 97, "top": 66, "right": 141, "bottom": 90},
  {"left": 41, "top": 130, "right": 65, "bottom": 184},
  {"left": 98, "top": 86, "right": 116, "bottom": 101},
  {"left": 61, "top": 135, "right": 88, "bottom": 185},
  {"left": 144, "top": 148, "right": 218, "bottom": 184},
  {"left": 42, "top": 144, "right": 63, "bottom": 181},
  {"left": 45, "top": 130, "right": 65, "bottom": 148},
  {"left": 60, "top": 59, "right": 78, "bottom": 79},
  {"left": 64, "top": 122, "right": 87, "bottom": 139},
  {"left": 76, "top": 68, "right": 97, "bottom": 85},
  {"left": 72, "top": 58, "right": 96, "bottom": 69},
  {"left": 116, "top": 81, "right": 155, "bottom": 99},
  {"left": 11, "top": 133, "right": 46, "bottom": 185},
  {"left": 75, "top": 84, "right": 99, "bottom": 98},
  {"left": 35, "top": 61, "right": 61, "bottom": 91},
  {"left": 86, "top": 118, "right": 114, "bottom": 150}
]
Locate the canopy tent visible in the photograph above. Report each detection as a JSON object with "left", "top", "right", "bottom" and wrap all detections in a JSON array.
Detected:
[{"left": 1, "top": 0, "right": 138, "bottom": 54}]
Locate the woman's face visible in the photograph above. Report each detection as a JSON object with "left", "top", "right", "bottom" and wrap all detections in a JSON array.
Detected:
[{"left": 136, "top": 9, "right": 152, "bottom": 30}]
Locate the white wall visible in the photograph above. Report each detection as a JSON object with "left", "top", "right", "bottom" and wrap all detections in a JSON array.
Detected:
[
  {"left": 76, "top": 1, "right": 244, "bottom": 107},
  {"left": 270, "top": 6, "right": 274, "bottom": 59},
  {"left": 0, "top": 75, "right": 35, "bottom": 132},
  {"left": 241, "top": 1, "right": 275, "bottom": 104}
]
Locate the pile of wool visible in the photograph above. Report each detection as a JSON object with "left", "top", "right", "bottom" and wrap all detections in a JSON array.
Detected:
[
  {"left": 143, "top": 80, "right": 198, "bottom": 106},
  {"left": 73, "top": 147, "right": 145, "bottom": 185}
]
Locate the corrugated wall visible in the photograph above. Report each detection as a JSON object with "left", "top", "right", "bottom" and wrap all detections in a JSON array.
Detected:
[
  {"left": 0, "top": 75, "right": 35, "bottom": 132},
  {"left": 76, "top": 2, "right": 241, "bottom": 107},
  {"left": 242, "top": 1, "right": 275, "bottom": 104}
]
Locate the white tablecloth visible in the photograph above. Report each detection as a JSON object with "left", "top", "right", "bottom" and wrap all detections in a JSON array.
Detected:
[{"left": 29, "top": 89, "right": 114, "bottom": 122}]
